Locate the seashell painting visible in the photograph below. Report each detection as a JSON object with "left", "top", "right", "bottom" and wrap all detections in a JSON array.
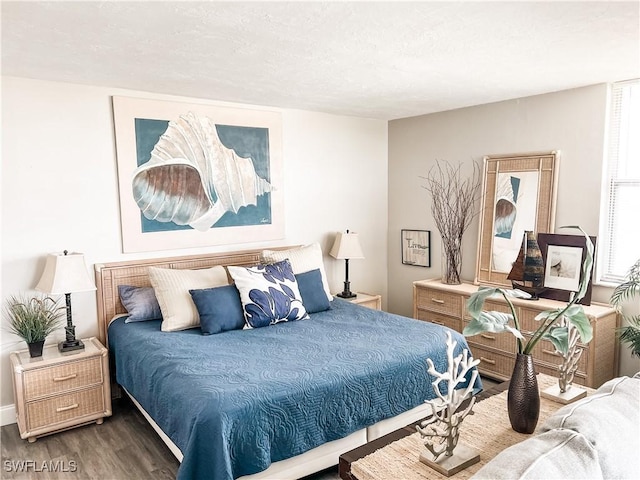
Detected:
[{"left": 131, "top": 111, "right": 273, "bottom": 232}]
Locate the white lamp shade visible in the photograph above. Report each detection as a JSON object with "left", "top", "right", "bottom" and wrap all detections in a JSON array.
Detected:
[
  {"left": 35, "top": 252, "right": 96, "bottom": 294},
  {"left": 330, "top": 231, "right": 364, "bottom": 260}
]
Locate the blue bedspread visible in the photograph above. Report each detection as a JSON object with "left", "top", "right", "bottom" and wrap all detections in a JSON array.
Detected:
[{"left": 108, "top": 298, "right": 481, "bottom": 480}]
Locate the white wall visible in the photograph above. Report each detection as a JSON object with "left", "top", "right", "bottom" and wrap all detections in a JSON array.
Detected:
[
  {"left": 0, "top": 76, "right": 389, "bottom": 410},
  {"left": 387, "top": 84, "right": 640, "bottom": 377}
]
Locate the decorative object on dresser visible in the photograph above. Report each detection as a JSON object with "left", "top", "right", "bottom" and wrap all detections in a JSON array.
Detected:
[
  {"left": 9, "top": 337, "right": 112, "bottom": 443},
  {"left": 416, "top": 331, "right": 480, "bottom": 476},
  {"left": 330, "top": 229, "right": 364, "bottom": 298},
  {"left": 35, "top": 250, "right": 96, "bottom": 352},
  {"left": 4, "top": 294, "right": 65, "bottom": 358},
  {"left": 401, "top": 229, "right": 431, "bottom": 267},
  {"left": 475, "top": 151, "right": 559, "bottom": 288},
  {"left": 610, "top": 257, "right": 640, "bottom": 357},
  {"left": 537, "top": 232, "right": 597, "bottom": 305},
  {"left": 422, "top": 160, "right": 481, "bottom": 285},
  {"left": 507, "top": 231, "right": 547, "bottom": 300},
  {"left": 463, "top": 227, "right": 594, "bottom": 432}
]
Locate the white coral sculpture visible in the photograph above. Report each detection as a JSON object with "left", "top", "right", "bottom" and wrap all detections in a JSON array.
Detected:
[
  {"left": 416, "top": 331, "right": 480, "bottom": 461},
  {"left": 555, "top": 317, "right": 583, "bottom": 393}
]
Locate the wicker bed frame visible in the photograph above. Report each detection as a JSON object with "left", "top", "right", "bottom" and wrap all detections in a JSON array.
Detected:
[{"left": 94, "top": 246, "right": 431, "bottom": 480}]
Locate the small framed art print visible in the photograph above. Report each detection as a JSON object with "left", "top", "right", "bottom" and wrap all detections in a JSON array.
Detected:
[{"left": 401, "top": 230, "right": 431, "bottom": 267}]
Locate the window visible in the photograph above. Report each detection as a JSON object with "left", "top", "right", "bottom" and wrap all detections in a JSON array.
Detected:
[{"left": 598, "top": 79, "right": 640, "bottom": 284}]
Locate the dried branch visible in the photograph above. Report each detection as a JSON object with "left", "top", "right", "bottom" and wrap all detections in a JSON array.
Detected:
[{"left": 422, "top": 161, "right": 482, "bottom": 284}]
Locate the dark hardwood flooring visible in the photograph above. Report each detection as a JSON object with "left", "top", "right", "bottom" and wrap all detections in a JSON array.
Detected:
[{"left": 1, "top": 376, "right": 499, "bottom": 480}]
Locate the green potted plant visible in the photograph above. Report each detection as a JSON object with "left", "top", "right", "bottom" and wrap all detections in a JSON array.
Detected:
[
  {"left": 463, "top": 226, "right": 594, "bottom": 433},
  {"left": 611, "top": 258, "right": 640, "bottom": 357},
  {"left": 4, "top": 293, "right": 65, "bottom": 357}
]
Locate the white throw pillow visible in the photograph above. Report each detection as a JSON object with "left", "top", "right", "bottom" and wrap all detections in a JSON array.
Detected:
[
  {"left": 262, "top": 243, "right": 332, "bottom": 302},
  {"left": 148, "top": 266, "right": 229, "bottom": 331}
]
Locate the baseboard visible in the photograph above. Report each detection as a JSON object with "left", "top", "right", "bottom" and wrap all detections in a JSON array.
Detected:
[{"left": 1, "top": 404, "right": 16, "bottom": 426}]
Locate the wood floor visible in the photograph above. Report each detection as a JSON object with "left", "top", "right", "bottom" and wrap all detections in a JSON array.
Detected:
[{"left": 1, "top": 376, "right": 499, "bottom": 480}]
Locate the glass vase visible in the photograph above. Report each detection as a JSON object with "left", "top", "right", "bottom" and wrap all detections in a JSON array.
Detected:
[{"left": 441, "top": 240, "right": 462, "bottom": 285}]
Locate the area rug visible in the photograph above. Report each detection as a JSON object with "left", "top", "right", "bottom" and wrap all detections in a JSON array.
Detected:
[{"left": 351, "top": 374, "right": 594, "bottom": 480}]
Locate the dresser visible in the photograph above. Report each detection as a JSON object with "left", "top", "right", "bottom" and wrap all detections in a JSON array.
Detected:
[
  {"left": 413, "top": 279, "right": 619, "bottom": 388},
  {"left": 10, "top": 337, "right": 112, "bottom": 442}
]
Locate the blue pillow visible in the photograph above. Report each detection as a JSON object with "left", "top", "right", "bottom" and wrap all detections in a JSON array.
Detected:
[
  {"left": 227, "top": 259, "right": 309, "bottom": 329},
  {"left": 295, "top": 269, "right": 331, "bottom": 314},
  {"left": 189, "top": 285, "right": 246, "bottom": 335},
  {"left": 118, "top": 285, "right": 162, "bottom": 323}
]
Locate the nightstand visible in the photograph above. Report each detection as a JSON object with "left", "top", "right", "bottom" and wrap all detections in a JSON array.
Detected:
[
  {"left": 10, "top": 336, "right": 112, "bottom": 442},
  {"left": 345, "top": 292, "right": 382, "bottom": 310}
]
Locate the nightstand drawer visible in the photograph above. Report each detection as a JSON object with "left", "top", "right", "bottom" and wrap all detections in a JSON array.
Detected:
[
  {"left": 415, "top": 288, "right": 461, "bottom": 317},
  {"left": 23, "top": 357, "right": 103, "bottom": 401},
  {"left": 26, "top": 385, "right": 105, "bottom": 430}
]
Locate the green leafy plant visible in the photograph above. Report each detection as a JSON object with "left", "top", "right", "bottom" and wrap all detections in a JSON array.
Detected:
[
  {"left": 611, "top": 258, "right": 640, "bottom": 357},
  {"left": 463, "top": 226, "right": 594, "bottom": 355},
  {"left": 4, "top": 294, "right": 65, "bottom": 344}
]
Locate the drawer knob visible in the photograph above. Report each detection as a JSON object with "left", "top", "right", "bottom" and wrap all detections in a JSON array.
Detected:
[
  {"left": 432, "top": 320, "right": 444, "bottom": 326},
  {"left": 431, "top": 298, "right": 445, "bottom": 304},
  {"left": 53, "top": 373, "right": 77, "bottom": 382},
  {"left": 56, "top": 403, "right": 79, "bottom": 413},
  {"left": 480, "top": 356, "right": 496, "bottom": 365},
  {"left": 481, "top": 333, "right": 496, "bottom": 340},
  {"left": 542, "top": 349, "right": 560, "bottom": 357}
]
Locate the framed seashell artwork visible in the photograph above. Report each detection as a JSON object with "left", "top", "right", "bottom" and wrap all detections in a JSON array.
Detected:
[{"left": 113, "top": 96, "right": 284, "bottom": 253}]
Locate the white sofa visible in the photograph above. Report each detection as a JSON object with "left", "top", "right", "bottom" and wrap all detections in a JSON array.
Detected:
[{"left": 472, "top": 373, "right": 640, "bottom": 479}]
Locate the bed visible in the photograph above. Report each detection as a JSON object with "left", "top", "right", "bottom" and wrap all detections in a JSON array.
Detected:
[{"left": 95, "top": 247, "right": 482, "bottom": 480}]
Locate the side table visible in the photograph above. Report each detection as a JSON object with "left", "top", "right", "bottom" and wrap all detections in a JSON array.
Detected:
[
  {"left": 345, "top": 293, "right": 382, "bottom": 310},
  {"left": 10, "top": 336, "right": 112, "bottom": 442}
]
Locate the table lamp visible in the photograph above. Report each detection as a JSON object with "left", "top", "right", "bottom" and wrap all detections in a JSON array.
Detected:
[
  {"left": 330, "top": 230, "right": 364, "bottom": 298},
  {"left": 35, "top": 250, "right": 96, "bottom": 352}
]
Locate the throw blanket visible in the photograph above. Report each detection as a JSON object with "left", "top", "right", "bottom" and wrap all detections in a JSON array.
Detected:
[{"left": 108, "top": 298, "right": 481, "bottom": 480}]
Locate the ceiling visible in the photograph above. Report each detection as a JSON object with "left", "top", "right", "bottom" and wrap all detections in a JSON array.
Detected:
[{"left": 2, "top": 1, "right": 639, "bottom": 120}]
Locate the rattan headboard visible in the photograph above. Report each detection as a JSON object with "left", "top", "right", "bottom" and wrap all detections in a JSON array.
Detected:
[{"left": 94, "top": 246, "right": 295, "bottom": 345}]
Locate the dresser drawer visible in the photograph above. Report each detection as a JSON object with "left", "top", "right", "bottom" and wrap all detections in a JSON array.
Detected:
[
  {"left": 462, "top": 323, "right": 517, "bottom": 353},
  {"left": 530, "top": 338, "right": 588, "bottom": 374},
  {"left": 416, "top": 310, "right": 461, "bottom": 332},
  {"left": 26, "top": 385, "right": 105, "bottom": 430},
  {"left": 468, "top": 343, "right": 515, "bottom": 378},
  {"left": 23, "top": 357, "right": 103, "bottom": 400},
  {"left": 464, "top": 299, "right": 512, "bottom": 320},
  {"left": 534, "top": 361, "right": 587, "bottom": 385},
  {"left": 415, "top": 287, "right": 461, "bottom": 317}
]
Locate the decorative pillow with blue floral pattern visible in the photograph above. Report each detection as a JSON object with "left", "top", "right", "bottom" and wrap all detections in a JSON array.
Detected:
[{"left": 228, "top": 259, "right": 309, "bottom": 329}]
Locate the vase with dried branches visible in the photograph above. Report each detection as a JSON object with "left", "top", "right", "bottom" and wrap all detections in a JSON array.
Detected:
[{"left": 423, "top": 161, "right": 481, "bottom": 285}]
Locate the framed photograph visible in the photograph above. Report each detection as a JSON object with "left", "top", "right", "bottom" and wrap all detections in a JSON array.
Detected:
[
  {"left": 475, "top": 151, "right": 560, "bottom": 287},
  {"left": 401, "top": 229, "right": 431, "bottom": 267},
  {"left": 112, "top": 96, "right": 284, "bottom": 253},
  {"left": 537, "top": 233, "right": 597, "bottom": 305}
]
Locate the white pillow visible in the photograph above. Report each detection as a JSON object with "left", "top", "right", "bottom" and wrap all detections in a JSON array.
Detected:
[
  {"left": 262, "top": 243, "right": 332, "bottom": 302},
  {"left": 148, "top": 266, "right": 229, "bottom": 331}
]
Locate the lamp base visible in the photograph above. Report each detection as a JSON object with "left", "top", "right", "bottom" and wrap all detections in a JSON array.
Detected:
[
  {"left": 59, "top": 339, "right": 85, "bottom": 353},
  {"left": 336, "top": 291, "right": 357, "bottom": 299}
]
